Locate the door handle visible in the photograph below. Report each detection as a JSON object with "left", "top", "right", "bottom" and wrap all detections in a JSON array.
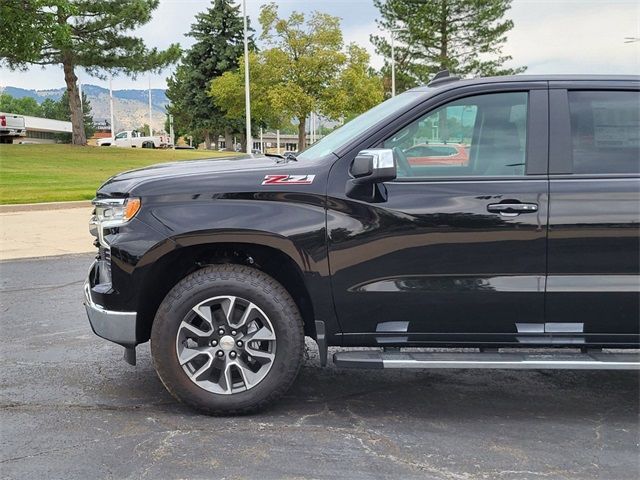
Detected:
[{"left": 487, "top": 202, "right": 538, "bottom": 216}]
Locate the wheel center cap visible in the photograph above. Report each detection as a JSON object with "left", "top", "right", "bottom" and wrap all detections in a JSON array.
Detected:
[{"left": 219, "top": 335, "right": 235, "bottom": 351}]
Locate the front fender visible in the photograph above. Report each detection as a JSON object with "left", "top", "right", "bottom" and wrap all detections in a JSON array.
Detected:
[{"left": 129, "top": 193, "right": 337, "bottom": 341}]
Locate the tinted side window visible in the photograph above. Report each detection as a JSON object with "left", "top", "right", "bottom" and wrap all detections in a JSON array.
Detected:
[
  {"left": 568, "top": 91, "right": 640, "bottom": 174},
  {"left": 384, "top": 92, "right": 528, "bottom": 178}
]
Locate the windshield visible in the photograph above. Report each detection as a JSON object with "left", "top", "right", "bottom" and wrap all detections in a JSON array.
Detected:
[{"left": 297, "top": 91, "right": 424, "bottom": 161}]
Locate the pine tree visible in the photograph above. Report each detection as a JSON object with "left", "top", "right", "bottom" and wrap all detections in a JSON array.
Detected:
[
  {"left": 166, "top": 0, "right": 253, "bottom": 149},
  {"left": 371, "top": 0, "right": 526, "bottom": 93},
  {"left": 0, "top": 1, "right": 180, "bottom": 145}
]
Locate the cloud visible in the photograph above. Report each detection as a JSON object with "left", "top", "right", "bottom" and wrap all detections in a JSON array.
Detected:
[
  {"left": 503, "top": 0, "right": 640, "bottom": 74},
  {"left": 1, "top": 0, "right": 638, "bottom": 90}
]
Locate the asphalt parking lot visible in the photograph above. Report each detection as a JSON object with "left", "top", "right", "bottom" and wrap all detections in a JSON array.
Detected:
[{"left": 1, "top": 253, "right": 639, "bottom": 480}]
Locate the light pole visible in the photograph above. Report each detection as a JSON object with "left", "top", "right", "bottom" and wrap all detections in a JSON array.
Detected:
[
  {"left": 242, "top": 0, "right": 252, "bottom": 154},
  {"left": 390, "top": 27, "right": 406, "bottom": 97},
  {"left": 109, "top": 77, "right": 115, "bottom": 137},
  {"left": 148, "top": 73, "right": 153, "bottom": 137}
]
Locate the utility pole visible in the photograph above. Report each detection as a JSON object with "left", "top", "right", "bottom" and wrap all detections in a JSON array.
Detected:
[
  {"left": 259, "top": 127, "right": 263, "bottom": 153},
  {"left": 169, "top": 114, "right": 174, "bottom": 147},
  {"left": 148, "top": 74, "right": 153, "bottom": 137},
  {"left": 109, "top": 77, "right": 115, "bottom": 137},
  {"left": 311, "top": 112, "right": 315, "bottom": 144},
  {"left": 276, "top": 129, "right": 280, "bottom": 154},
  {"left": 242, "top": 0, "right": 252, "bottom": 154}
]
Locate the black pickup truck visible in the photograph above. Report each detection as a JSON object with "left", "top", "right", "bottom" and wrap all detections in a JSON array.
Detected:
[{"left": 84, "top": 73, "right": 640, "bottom": 414}]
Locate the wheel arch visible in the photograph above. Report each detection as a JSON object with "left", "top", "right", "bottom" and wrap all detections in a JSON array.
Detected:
[{"left": 135, "top": 239, "right": 319, "bottom": 344}]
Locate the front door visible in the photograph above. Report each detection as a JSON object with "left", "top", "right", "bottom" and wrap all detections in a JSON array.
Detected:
[{"left": 327, "top": 88, "right": 550, "bottom": 346}]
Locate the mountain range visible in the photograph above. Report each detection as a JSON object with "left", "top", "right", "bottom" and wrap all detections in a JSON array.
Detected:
[{"left": 2, "top": 84, "right": 169, "bottom": 132}]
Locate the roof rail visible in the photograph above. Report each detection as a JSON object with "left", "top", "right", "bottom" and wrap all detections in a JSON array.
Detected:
[{"left": 427, "top": 69, "right": 460, "bottom": 87}]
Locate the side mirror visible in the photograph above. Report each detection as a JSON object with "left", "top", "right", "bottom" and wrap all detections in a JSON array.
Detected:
[
  {"left": 349, "top": 149, "right": 397, "bottom": 184},
  {"left": 346, "top": 149, "right": 397, "bottom": 201}
]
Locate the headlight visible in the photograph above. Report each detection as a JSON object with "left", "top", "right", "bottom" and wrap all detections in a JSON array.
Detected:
[
  {"left": 90, "top": 197, "right": 141, "bottom": 247},
  {"left": 93, "top": 197, "right": 141, "bottom": 228}
]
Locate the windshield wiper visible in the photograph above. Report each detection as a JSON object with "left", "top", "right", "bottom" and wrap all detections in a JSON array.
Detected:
[{"left": 265, "top": 152, "right": 298, "bottom": 163}]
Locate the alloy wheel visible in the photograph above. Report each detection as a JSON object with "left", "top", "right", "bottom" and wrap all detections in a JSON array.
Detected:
[{"left": 175, "top": 295, "right": 276, "bottom": 395}]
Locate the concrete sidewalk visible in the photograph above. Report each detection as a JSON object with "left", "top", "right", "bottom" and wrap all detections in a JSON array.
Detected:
[{"left": 0, "top": 202, "right": 94, "bottom": 261}]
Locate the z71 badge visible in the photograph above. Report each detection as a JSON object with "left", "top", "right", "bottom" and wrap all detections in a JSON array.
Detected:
[{"left": 262, "top": 174, "right": 316, "bottom": 185}]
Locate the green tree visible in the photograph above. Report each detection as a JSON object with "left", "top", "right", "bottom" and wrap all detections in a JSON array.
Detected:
[
  {"left": 40, "top": 98, "right": 65, "bottom": 120},
  {"left": 210, "top": 3, "right": 384, "bottom": 150},
  {"left": 166, "top": 0, "right": 252, "bottom": 149},
  {"left": 0, "top": 1, "right": 180, "bottom": 145},
  {"left": 371, "top": 0, "right": 526, "bottom": 93},
  {"left": 136, "top": 124, "right": 151, "bottom": 136},
  {"left": 0, "top": 94, "right": 42, "bottom": 116}
]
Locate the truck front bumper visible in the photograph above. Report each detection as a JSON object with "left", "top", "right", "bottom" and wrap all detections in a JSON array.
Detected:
[{"left": 84, "top": 261, "right": 138, "bottom": 348}]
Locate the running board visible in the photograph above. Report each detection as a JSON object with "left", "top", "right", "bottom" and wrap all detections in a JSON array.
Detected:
[{"left": 333, "top": 351, "right": 640, "bottom": 370}]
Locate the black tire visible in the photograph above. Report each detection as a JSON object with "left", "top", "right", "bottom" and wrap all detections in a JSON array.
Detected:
[
  {"left": 142, "top": 141, "right": 155, "bottom": 148},
  {"left": 151, "top": 264, "right": 305, "bottom": 415}
]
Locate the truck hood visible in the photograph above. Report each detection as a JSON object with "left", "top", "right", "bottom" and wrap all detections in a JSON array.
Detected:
[{"left": 96, "top": 154, "right": 305, "bottom": 197}]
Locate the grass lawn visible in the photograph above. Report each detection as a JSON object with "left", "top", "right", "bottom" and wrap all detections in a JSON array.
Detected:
[{"left": 0, "top": 144, "right": 237, "bottom": 204}]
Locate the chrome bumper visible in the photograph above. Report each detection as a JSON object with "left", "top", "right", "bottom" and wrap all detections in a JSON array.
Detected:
[{"left": 84, "top": 265, "right": 137, "bottom": 347}]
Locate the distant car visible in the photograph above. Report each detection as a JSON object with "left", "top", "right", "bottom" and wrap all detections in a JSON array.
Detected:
[
  {"left": 0, "top": 113, "right": 26, "bottom": 143},
  {"left": 97, "top": 130, "right": 172, "bottom": 148},
  {"left": 404, "top": 143, "right": 469, "bottom": 166}
]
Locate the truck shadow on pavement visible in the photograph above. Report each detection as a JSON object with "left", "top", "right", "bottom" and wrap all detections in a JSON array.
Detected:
[{"left": 115, "top": 344, "right": 639, "bottom": 424}]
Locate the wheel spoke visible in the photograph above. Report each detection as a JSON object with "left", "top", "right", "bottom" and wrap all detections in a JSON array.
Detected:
[
  {"left": 219, "top": 362, "right": 234, "bottom": 394},
  {"left": 221, "top": 296, "right": 237, "bottom": 325},
  {"left": 234, "top": 302, "right": 258, "bottom": 328},
  {"left": 189, "top": 355, "right": 214, "bottom": 382},
  {"left": 179, "top": 321, "right": 210, "bottom": 338},
  {"left": 192, "top": 303, "right": 214, "bottom": 324},
  {"left": 178, "top": 346, "right": 211, "bottom": 366},
  {"left": 245, "top": 344, "right": 275, "bottom": 363},
  {"left": 235, "top": 359, "right": 263, "bottom": 389},
  {"left": 244, "top": 326, "right": 276, "bottom": 343}
]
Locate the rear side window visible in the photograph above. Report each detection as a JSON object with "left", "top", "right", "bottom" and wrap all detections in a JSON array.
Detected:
[{"left": 568, "top": 91, "right": 640, "bottom": 174}]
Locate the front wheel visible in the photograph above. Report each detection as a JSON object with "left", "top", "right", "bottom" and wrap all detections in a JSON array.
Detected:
[{"left": 151, "top": 264, "right": 305, "bottom": 415}]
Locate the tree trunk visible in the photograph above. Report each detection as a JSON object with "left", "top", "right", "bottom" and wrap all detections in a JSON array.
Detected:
[
  {"left": 203, "top": 129, "right": 211, "bottom": 149},
  {"left": 224, "top": 128, "right": 233, "bottom": 150},
  {"left": 62, "top": 54, "right": 87, "bottom": 145},
  {"left": 297, "top": 115, "right": 307, "bottom": 151}
]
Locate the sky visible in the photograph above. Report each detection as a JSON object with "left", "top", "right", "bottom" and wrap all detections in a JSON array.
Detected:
[{"left": 0, "top": 0, "right": 638, "bottom": 92}]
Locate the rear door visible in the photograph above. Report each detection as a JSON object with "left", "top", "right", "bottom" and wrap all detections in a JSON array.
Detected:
[{"left": 547, "top": 83, "right": 640, "bottom": 345}]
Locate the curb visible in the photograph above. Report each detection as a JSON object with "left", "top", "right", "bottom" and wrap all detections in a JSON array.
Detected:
[{"left": 0, "top": 200, "right": 92, "bottom": 213}]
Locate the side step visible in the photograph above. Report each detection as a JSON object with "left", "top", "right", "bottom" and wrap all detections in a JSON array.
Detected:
[{"left": 333, "top": 351, "right": 640, "bottom": 370}]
